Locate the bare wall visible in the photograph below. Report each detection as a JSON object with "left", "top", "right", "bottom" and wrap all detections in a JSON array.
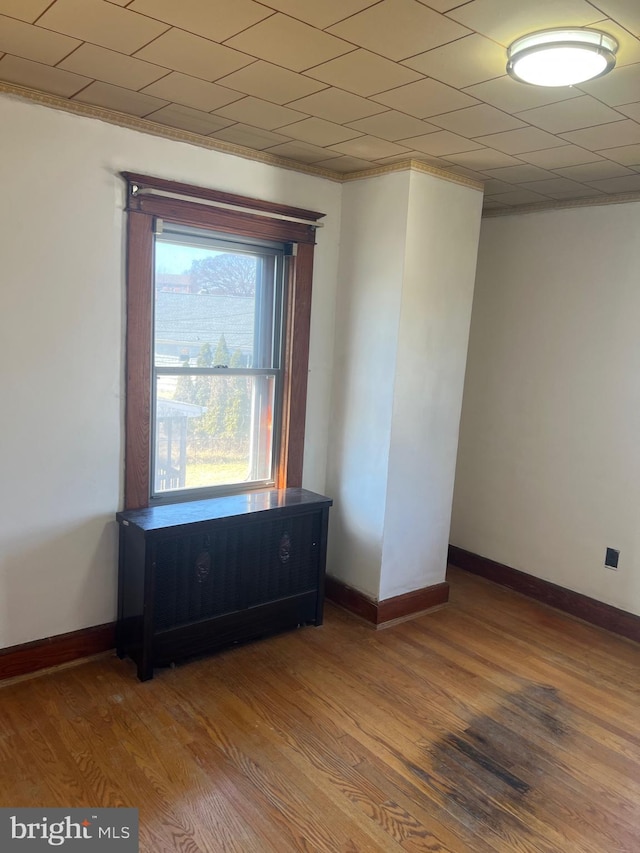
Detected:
[{"left": 451, "top": 202, "right": 640, "bottom": 616}]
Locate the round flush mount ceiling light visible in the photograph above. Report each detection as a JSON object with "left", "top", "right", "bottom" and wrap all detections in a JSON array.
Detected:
[{"left": 506, "top": 28, "right": 618, "bottom": 87}]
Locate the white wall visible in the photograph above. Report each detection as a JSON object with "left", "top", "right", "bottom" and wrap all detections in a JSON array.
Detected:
[
  {"left": 325, "top": 172, "right": 410, "bottom": 599},
  {"left": 326, "top": 169, "right": 482, "bottom": 602},
  {"left": 380, "top": 170, "right": 482, "bottom": 599},
  {"left": 451, "top": 203, "right": 640, "bottom": 616},
  {"left": 0, "top": 94, "right": 342, "bottom": 649}
]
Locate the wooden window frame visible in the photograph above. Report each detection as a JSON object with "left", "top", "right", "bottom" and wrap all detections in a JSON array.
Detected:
[{"left": 121, "top": 172, "right": 324, "bottom": 510}]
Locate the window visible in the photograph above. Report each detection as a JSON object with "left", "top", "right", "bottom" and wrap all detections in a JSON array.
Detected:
[{"left": 122, "top": 173, "right": 324, "bottom": 509}]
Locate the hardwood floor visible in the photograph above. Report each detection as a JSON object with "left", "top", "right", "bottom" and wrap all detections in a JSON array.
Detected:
[{"left": 1, "top": 567, "right": 639, "bottom": 852}]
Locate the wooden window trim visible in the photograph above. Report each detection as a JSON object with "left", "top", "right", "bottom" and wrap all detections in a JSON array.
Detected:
[{"left": 122, "top": 173, "right": 324, "bottom": 510}]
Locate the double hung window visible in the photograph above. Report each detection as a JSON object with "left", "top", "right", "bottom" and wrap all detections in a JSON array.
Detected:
[
  {"left": 153, "top": 225, "right": 286, "bottom": 497},
  {"left": 122, "top": 173, "right": 324, "bottom": 509}
]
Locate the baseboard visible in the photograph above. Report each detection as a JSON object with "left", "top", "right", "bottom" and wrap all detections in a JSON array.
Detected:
[
  {"left": 448, "top": 545, "right": 640, "bottom": 645},
  {"left": 325, "top": 576, "right": 449, "bottom": 627},
  {"left": 0, "top": 623, "right": 116, "bottom": 682}
]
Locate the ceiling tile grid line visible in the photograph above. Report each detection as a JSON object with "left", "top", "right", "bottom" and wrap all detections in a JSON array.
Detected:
[{"left": 1, "top": 0, "right": 640, "bottom": 208}]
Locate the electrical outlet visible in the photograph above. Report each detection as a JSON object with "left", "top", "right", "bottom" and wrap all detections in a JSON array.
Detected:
[{"left": 604, "top": 547, "right": 619, "bottom": 570}]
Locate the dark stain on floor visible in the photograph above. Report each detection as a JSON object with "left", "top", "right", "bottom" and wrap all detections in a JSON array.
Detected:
[{"left": 408, "top": 684, "right": 568, "bottom": 841}]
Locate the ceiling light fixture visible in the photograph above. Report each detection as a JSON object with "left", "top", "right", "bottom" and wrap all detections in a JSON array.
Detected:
[{"left": 506, "top": 28, "right": 618, "bottom": 87}]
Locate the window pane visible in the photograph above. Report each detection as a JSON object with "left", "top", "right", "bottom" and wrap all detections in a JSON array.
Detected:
[
  {"left": 154, "top": 239, "right": 278, "bottom": 369},
  {"left": 153, "top": 374, "right": 276, "bottom": 494}
]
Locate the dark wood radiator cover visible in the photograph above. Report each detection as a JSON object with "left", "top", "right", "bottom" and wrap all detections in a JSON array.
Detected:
[{"left": 116, "top": 488, "right": 332, "bottom": 680}]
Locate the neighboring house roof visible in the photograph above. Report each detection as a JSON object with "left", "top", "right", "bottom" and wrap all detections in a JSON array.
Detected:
[{"left": 156, "top": 273, "right": 192, "bottom": 290}]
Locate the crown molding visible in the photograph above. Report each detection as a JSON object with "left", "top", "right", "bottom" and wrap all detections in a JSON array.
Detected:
[
  {"left": 1, "top": 82, "right": 482, "bottom": 192},
  {"left": 0, "top": 81, "right": 342, "bottom": 182},
  {"left": 341, "top": 158, "right": 484, "bottom": 191},
  {"left": 5, "top": 83, "right": 638, "bottom": 208},
  {"left": 483, "top": 190, "right": 640, "bottom": 218}
]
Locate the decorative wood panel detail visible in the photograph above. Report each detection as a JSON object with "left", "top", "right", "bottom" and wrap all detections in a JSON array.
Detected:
[
  {"left": 124, "top": 210, "right": 153, "bottom": 510},
  {"left": 122, "top": 172, "right": 325, "bottom": 222},
  {"left": 448, "top": 545, "right": 640, "bottom": 644},
  {"left": 126, "top": 193, "right": 317, "bottom": 245},
  {"left": 0, "top": 623, "right": 116, "bottom": 682},
  {"left": 325, "top": 576, "right": 449, "bottom": 627},
  {"left": 283, "top": 242, "right": 314, "bottom": 489}
]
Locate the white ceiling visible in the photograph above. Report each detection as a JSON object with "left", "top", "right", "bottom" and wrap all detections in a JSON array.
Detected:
[{"left": 1, "top": 0, "right": 640, "bottom": 210}]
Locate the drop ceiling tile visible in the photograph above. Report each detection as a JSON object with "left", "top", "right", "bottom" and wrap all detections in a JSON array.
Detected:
[
  {"left": 215, "top": 96, "right": 307, "bottom": 130},
  {"left": 443, "top": 148, "right": 523, "bottom": 170},
  {"left": 595, "top": 143, "right": 640, "bottom": 165},
  {"left": 0, "top": 54, "right": 89, "bottom": 96},
  {"left": 264, "top": 140, "right": 337, "bottom": 163},
  {"left": 555, "top": 161, "right": 635, "bottom": 181},
  {"left": 445, "top": 164, "right": 488, "bottom": 182},
  {"left": 519, "top": 177, "right": 592, "bottom": 197},
  {"left": 73, "top": 80, "right": 169, "bottom": 115},
  {"left": 377, "top": 152, "right": 449, "bottom": 167},
  {"left": 59, "top": 43, "right": 167, "bottom": 90},
  {"left": 464, "top": 76, "right": 579, "bottom": 113},
  {"left": 145, "top": 104, "right": 234, "bottom": 134},
  {"left": 211, "top": 124, "right": 291, "bottom": 149},
  {"left": 587, "top": 1, "right": 640, "bottom": 38},
  {"left": 329, "top": 136, "right": 412, "bottom": 160},
  {"left": 447, "top": 0, "right": 602, "bottom": 46},
  {"left": 226, "top": 14, "right": 353, "bottom": 72},
  {"left": 401, "top": 130, "right": 484, "bottom": 156},
  {"left": 482, "top": 178, "right": 518, "bottom": 194},
  {"left": 250, "top": 0, "right": 379, "bottom": 29},
  {"left": 543, "top": 185, "right": 604, "bottom": 199},
  {"left": 489, "top": 189, "right": 549, "bottom": 206},
  {"left": 429, "top": 104, "right": 525, "bottom": 136},
  {"left": 476, "top": 127, "right": 569, "bottom": 154},
  {"left": 402, "top": 33, "right": 507, "bottom": 88},
  {"left": 0, "top": 0, "right": 56, "bottom": 23},
  {"left": 345, "top": 111, "right": 439, "bottom": 141},
  {"left": 314, "top": 155, "right": 373, "bottom": 172},
  {"left": 515, "top": 96, "right": 626, "bottom": 134},
  {"left": 217, "top": 61, "right": 326, "bottom": 104},
  {"left": 585, "top": 174, "right": 640, "bottom": 193},
  {"left": 416, "top": 0, "right": 469, "bottom": 11},
  {"left": 287, "top": 88, "right": 385, "bottom": 123},
  {"left": 277, "top": 117, "right": 361, "bottom": 146},
  {"left": 616, "top": 102, "right": 640, "bottom": 121},
  {"left": 561, "top": 119, "right": 640, "bottom": 149},
  {"left": 141, "top": 73, "right": 242, "bottom": 112},
  {"left": 372, "top": 78, "right": 480, "bottom": 119},
  {"left": 515, "top": 145, "right": 603, "bottom": 168},
  {"left": 482, "top": 164, "right": 556, "bottom": 183},
  {"left": 37, "top": 0, "right": 168, "bottom": 54},
  {"left": 483, "top": 199, "right": 509, "bottom": 209},
  {"left": 578, "top": 64, "right": 640, "bottom": 106},
  {"left": 327, "top": 0, "right": 471, "bottom": 62},
  {"left": 0, "top": 16, "right": 79, "bottom": 65},
  {"left": 128, "top": 0, "right": 273, "bottom": 42},
  {"left": 134, "top": 28, "right": 252, "bottom": 81},
  {"left": 305, "top": 49, "right": 422, "bottom": 97}
]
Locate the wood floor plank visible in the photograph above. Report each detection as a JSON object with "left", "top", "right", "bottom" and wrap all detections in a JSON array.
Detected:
[{"left": 0, "top": 567, "right": 638, "bottom": 852}]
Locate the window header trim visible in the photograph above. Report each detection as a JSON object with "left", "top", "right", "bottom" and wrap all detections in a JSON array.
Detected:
[{"left": 122, "top": 171, "right": 325, "bottom": 227}]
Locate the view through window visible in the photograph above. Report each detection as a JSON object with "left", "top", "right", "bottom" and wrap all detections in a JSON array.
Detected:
[{"left": 153, "top": 225, "right": 286, "bottom": 497}]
